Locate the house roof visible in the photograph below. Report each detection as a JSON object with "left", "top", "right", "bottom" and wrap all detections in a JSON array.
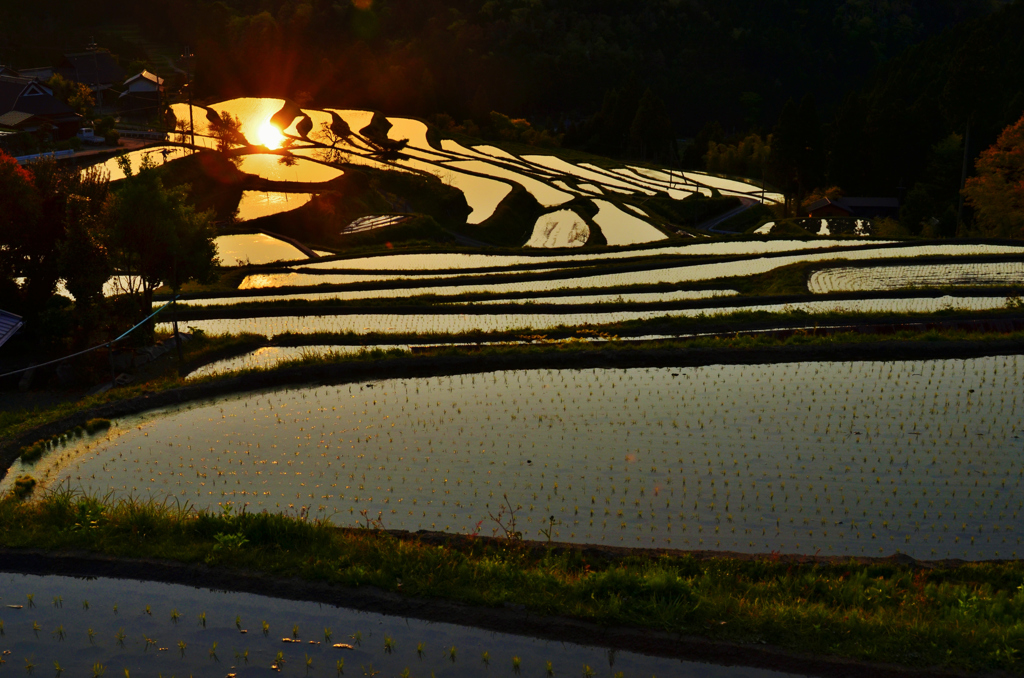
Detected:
[
  {"left": 58, "top": 50, "right": 125, "bottom": 86},
  {"left": 124, "top": 70, "right": 165, "bottom": 87},
  {"left": 805, "top": 198, "right": 848, "bottom": 214},
  {"left": 0, "top": 309, "right": 24, "bottom": 349},
  {"left": 0, "top": 111, "right": 34, "bottom": 127},
  {"left": 17, "top": 67, "right": 55, "bottom": 81},
  {"left": 0, "top": 77, "right": 26, "bottom": 114}
]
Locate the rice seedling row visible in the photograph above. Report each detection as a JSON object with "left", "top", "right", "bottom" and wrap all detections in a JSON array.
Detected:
[
  {"left": 808, "top": 262, "right": 1024, "bottom": 294},
  {"left": 15, "top": 358, "right": 1022, "bottom": 561},
  {"left": 160, "top": 296, "right": 1011, "bottom": 338},
  {"left": 226, "top": 244, "right": 1024, "bottom": 303},
  {"left": 0, "top": 572, "right": 709, "bottom": 678}
]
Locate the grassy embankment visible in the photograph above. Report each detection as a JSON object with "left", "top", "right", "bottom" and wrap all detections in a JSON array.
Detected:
[{"left": 0, "top": 488, "right": 1021, "bottom": 673}]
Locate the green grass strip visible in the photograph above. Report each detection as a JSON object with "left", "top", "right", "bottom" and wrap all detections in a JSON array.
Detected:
[{"left": 0, "top": 489, "right": 1021, "bottom": 673}]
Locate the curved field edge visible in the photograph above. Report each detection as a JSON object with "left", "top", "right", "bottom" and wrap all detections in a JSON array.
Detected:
[
  {"left": 4, "top": 325, "right": 1024, "bottom": 476},
  {"left": 0, "top": 496, "right": 1020, "bottom": 677}
]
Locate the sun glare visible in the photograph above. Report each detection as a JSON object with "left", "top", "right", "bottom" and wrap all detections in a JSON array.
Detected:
[{"left": 258, "top": 121, "right": 285, "bottom": 150}]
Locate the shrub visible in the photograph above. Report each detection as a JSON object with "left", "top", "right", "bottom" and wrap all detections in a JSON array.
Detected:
[
  {"left": 12, "top": 475, "right": 36, "bottom": 499},
  {"left": 19, "top": 441, "right": 46, "bottom": 463},
  {"left": 84, "top": 418, "right": 111, "bottom": 434}
]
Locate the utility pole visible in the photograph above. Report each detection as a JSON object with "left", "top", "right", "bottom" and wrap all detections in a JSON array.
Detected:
[
  {"left": 87, "top": 37, "right": 99, "bottom": 111},
  {"left": 182, "top": 46, "right": 195, "bottom": 150}
]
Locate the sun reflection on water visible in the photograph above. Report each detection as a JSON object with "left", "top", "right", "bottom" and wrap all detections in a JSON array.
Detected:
[{"left": 258, "top": 121, "right": 286, "bottom": 149}]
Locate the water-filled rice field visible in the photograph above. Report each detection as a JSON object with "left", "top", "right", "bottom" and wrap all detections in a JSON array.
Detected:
[
  {"left": 160, "top": 296, "right": 1010, "bottom": 338},
  {"left": 17, "top": 357, "right": 1022, "bottom": 561},
  {"left": 164, "top": 97, "right": 783, "bottom": 243},
  {"left": 214, "top": 234, "right": 309, "bottom": 266},
  {"left": 0, "top": 572, "right": 749, "bottom": 678},
  {"left": 808, "top": 262, "right": 1024, "bottom": 294}
]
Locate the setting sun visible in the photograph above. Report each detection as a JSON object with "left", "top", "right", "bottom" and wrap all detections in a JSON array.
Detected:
[{"left": 257, "top": 120, "right": 285, "bottom": 149}]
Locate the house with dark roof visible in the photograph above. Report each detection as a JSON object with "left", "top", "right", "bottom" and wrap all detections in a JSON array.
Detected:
[
  {"left": 56, "top": 50, "right": 125, "bottom": 108},
  {"left": 806, "top": 197, "right": 900, "bottom": 220},
  {"left": 120, "top": 70, "right": 164, "bottom": 117},
  {"left": 0, "top": 75, "right": 82, "bottom": 139}
]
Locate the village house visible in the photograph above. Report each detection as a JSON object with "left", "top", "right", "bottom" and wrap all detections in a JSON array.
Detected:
[
  {"left": 806, "top": 197, "right": 900, "bottom": 220},
  {"left": 120, "top": 69, "right": 165, "bottom": 118},
  {"left": 0, "top": 74, "right": 82, "bottom": 140}
]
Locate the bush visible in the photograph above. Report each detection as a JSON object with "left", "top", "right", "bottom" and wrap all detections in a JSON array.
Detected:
[
  {"left": 84, "top": 418, "right": 112, "bottom": 434},
  {"left": 12, "top": 475, "right": 36, "bottom": 499},
  {"left": 19, "top": 441, "right": 46, "bottom": 463}
]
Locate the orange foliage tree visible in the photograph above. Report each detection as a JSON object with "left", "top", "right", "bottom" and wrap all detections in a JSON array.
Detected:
[{"left": 963, "top": 113, "right": 1024, "bottom": 238}]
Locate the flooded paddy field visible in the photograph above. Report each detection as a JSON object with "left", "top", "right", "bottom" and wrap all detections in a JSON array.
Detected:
[
  {"left": 160, "top": 295, "right": 1011, "bottom": 337},
  {"left": 12, "top": 357, "right": 1022, "bottom": 561},
  {"left": 0, "top": 572, "right": 773, "bottom": 678}
]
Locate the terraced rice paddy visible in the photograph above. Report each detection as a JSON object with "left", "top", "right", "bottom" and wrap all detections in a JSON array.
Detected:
[
  {"left": 525, "top": 209, "right": 590, "bottom": 248},
  {"left": 234, "top": 155, "right": 344, "bottom": 184},
  {"left": 234, "top": 191, "right": 314, "bottom": 222},
  {"left": 209, "top": 97, "right": 287, "bottom": 148},
  {"left": 16, "top": 357, "right": 1021, "bottom": 560},
  {"left": 188, "top": 345, "right": 412, "bottom": 379},
  {"left": 214, "top": 234, "right": 309, "bottom": 267},
  {"left": 592, "top": 200, "right": 668, "bottom": 246},
  {"left": 185, "top": 243, "right": 1024, "bottom": 309},
  {"left": 162, "top": 296, "right": 1010, "bottom": 337},
  {"left": 808, "top": 262, "right": 1024, "bottom": 293},
  {"left": 301, "top": 240, "right": 891, "bottom": 271},
  {"left": 0, "top": 572, "right": 726, "bottom": 678},
  {"left": 88, "top": 145, "right": 188, "bottom": 181},
  {"left": 164, "top": 98, "right": 799, "bottom": 247}
]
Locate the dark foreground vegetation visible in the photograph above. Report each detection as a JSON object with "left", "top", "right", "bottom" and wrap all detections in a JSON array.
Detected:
[{"left": 0, "top": 487, "right": 1022, "bottom": 674}]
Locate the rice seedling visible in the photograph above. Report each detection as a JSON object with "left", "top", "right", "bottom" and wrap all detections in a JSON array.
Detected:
[
  {"left": 24, "top": 658, "right": 35, "bottom": 675},
  {"left": 209, "top": 642, "right": 218, "bottom": 661},
  {"left": 91, "top": 663, "right": 104, "bottom": 678},
  {"left": 51, "top": 625, "right": 64, "bottom": 641},
  {"left": 87, "top": 628, "right": 95, "bottom": 643},
  {"left": 262, "top": 620, "right": 270, "bottom": 636},
  {"left": 383, "top": 635, "right": 394, "bottom": 653},
  {"left": 177, "top": 640, "right": 186, "bottom": 657},
  {"left": 512, "top": 655, "right": 521, "bottom": 672},
  {"left": 305, "top": 654, "right": 314, "bottom": 672},
  {"left": 324, "top": 627, "right": 332, "bottom": 642},
  {"left": 115, "top": 629, "right": 126, "bottom": 647},
  {"left": 416, "top": 641, "right": 424, "bottom": 657},
  {"left": 198, "top": 612, "right": 206, "bottom": 628},
  {"left": 449, "top": 646, "right": 457, "bottom": 662},
  {"left": 546, "top": 660, "right": 554, "bottom": 676},
  {"left": 336, "top": 659, "right": 344, "bottom": 676},
  {"left": 53, "top": 662, "right": 63, "bottom": 677}
]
